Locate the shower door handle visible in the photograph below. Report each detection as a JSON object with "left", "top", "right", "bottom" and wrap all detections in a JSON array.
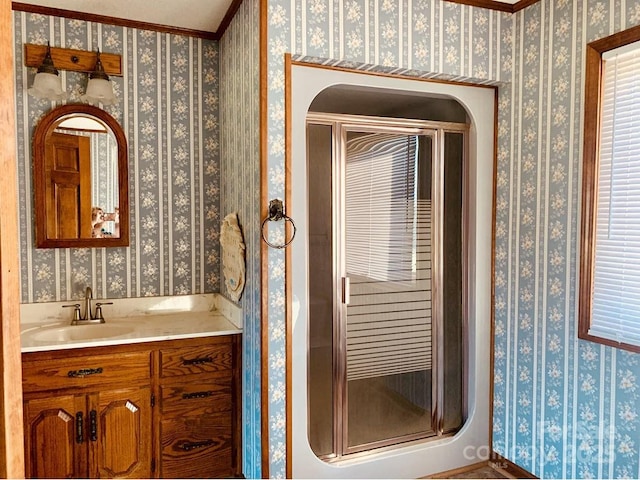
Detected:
[{"left": 342, "top": 277, "right": 350, "bottom": 305}]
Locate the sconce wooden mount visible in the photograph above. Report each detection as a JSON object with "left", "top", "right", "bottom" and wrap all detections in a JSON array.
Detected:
[{"left": 25, "top": 43, "right": 122, "bottom": 76}]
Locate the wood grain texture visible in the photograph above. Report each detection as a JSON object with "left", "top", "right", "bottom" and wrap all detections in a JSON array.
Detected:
[
  {"left": 23, "top": 395, "right": 86, "bottom": 478},
  {"left": 444, "top": 0, "right": 512, "bottom": 12},
  {"left": 23, "top": 335, "right": 242, "bottom": 479},
  {"left": 24, "top": 43, "right": 122, "bottom": 76},
  {"left": 0, "top": 0, "right": 24, "bottom": 474},
  {"left": 22, "top": 351, "right": 151, "bottom": 393},
  {"left": 91, "top": 387, "right": 152, "bottom": 479},
  {"left": 511, "top": 0, "right": 541, "bottom": 12},
  {"left": 160, "top": 377, "right": 232, "bottom": 416},
  {"left": 159, "top": 343, "right": 233, "bottom": 377},
  {"left": 158, "top": 336, "right": 241, "bottom": 477},
  {"left": 45, "top": 133, "right": 91, "bottom": 239},
  {"left": 489, "top": 87, "right": 499, "bottom": 451},
  {"left": 160, "top": 414, "right": 233, "bottom": 478}
]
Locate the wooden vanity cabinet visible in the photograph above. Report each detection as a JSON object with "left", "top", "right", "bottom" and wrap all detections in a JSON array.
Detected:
[
  {"left": 22, "top": 335, "right": 241, "bottom": 479},
  {"left": 22, "top": 351, "right": 153, "bottom": 479},
  {"left": 157, "top": 338, "right": 239, "bottom": 478}
]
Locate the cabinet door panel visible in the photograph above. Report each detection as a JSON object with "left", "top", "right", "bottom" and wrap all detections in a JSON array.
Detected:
[
  {"left": 160, "top": 413, "right": 233, "bottom": 478},
  {"left": 24, "top": 395, "right": 87, "bottom": 478},
  {"left": 90, "top": 387, "right": 152, "bottom": 479}
]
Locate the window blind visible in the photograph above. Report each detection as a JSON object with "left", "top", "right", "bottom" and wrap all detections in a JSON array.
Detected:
[
  {"left": 344, "top": 131, "right": 433, "bottom": 379},
  {"left": 591, "top": 42, "right": 640, "bottom": 346},
  {"left": 345, "top": 132, "right": 419, "bottom": 282}
]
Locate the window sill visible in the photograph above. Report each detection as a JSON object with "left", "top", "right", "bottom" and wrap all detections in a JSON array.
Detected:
[{"left": 578, "top": 330, "right": 640, "bottom": 354}]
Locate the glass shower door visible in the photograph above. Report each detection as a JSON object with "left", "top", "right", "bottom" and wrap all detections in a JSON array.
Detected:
[
  {"left": 341, "top": 130, "right": 436, "bottom": 452},
  {"left": 307, "top": 116, "right": 466, "bottom": 460}
]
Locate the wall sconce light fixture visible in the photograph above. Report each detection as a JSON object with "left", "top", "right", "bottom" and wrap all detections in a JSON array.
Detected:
[
  {"left": 81, "top": 50, "right": 116, "bottom": 106},
  {"left": 27, "top": 42, "right": 67, "bottom": 101},
  {"left": 25, "top": 44, "right": 122, "bottom": 104}
]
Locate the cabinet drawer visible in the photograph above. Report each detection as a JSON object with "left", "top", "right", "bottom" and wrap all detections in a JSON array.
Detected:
[
  {"left": 22, "top": 351, "right": 151, "bottom": 393},
  {"left": 160, "top": 377, "right": 232, "bottom": 416},
  {"left": 160, "top": 414, "right": 233, "bottom": 478},
  {"left": 159, "top": 342, "right": 233, "bottom": 378}
]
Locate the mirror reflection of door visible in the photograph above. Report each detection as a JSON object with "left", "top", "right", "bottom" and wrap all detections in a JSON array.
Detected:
[
  {"left": 46, "top": 115, "right": 120, "bottom": 240},
  {"left": 33, "top": 104, "right": 129, "bottom": 248},
  {"left": 44, "top": 132, "right": 91, "bottom": 239}
]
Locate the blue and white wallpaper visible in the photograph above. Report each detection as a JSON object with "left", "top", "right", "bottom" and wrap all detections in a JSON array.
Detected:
[
  {"left": 493, "top": 1, "right": 640, "bottom": 478},
  {"left": 265, "top": 0, "right": 509, "bottom": 476},
  {"left": 263, "top": 0, "right": 640, "bottom": 478},
  {"left": 14, "top": 11, "right": 220, "bottom": 303},
  {"left": 219, "top": 0, "right": 262, "bottom": 477},
  {"left": 13, "top": 0, "right": 640, "bottom": 478}
]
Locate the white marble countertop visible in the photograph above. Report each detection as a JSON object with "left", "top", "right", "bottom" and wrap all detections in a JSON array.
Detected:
[{"left": 21, "top": 293, "right": 242, "bottom": 353}]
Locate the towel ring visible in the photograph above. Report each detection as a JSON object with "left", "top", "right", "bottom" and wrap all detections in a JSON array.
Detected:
[{"left": 261, "top": 199, "right": 297, "bottom": 249}]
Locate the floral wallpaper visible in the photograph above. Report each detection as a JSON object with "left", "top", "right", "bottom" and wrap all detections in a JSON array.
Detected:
[
  {"left": 219, "top": 0, "right": 262, "bottom": 477},
  {"left": 266, "top": 0, "right": 510, "bottom": 476},
  {"left": 13, "top": 1, "right": 640, "bottom": 478},
  {"left": 492, "top": 1, "right": 640, "bottom": 478},
  {"left": 14, "top": 11, "right": 219, "bottom": 303},
  {"left": 264, "top": 0, "right": 640, "bottom": 479}
]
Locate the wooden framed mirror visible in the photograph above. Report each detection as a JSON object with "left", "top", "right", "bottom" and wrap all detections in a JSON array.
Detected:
[{"left": 33, "top": 104, "right": 129, "bottom": 248}]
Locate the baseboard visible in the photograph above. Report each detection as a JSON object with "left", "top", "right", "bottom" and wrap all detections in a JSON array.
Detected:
[
  {"left": 425, "top": 461, "right": 490, "bottom": 479},
  {"left": 489, "top": 452, "right": 538, "bottom": 479}
]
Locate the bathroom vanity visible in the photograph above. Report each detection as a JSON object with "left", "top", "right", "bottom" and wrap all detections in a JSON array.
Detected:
[{"left": 20, "top": 294, "right": 242, "bottom": 479}]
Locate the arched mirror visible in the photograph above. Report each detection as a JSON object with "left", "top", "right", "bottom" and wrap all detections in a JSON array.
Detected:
[{"left": 33, "top": 104, "right": 129, "bottom": 248}]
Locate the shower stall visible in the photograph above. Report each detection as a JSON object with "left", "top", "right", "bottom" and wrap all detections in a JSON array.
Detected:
[{"left": 306, "top": 113, "right": 468, "bottom": 460}]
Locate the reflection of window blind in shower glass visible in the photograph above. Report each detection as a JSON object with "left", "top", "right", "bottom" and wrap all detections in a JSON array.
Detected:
[
  {"left": 345, "top": 133, "right": 421, "bottom": 283},
  {"left": 344, "top": 130, "right": 434, "bottom": 449},
  {"left": 344, "top": 132, "right": 433, "bottom": 381}
]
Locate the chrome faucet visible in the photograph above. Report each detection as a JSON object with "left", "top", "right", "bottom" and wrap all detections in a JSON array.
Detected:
[{"left": 62, "top": 287, "right": 112, "bottom": 325}]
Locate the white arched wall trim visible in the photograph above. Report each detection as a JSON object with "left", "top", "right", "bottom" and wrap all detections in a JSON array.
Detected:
[{"left": 290, "top": 63, "right": 495, "bottom": 479}]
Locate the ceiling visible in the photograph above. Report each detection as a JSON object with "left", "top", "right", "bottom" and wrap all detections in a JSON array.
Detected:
[
  {"left": 16, "top": 0, "right": 520, "bottom": 37},
  {"left": 16, "top": 0, "right": 235, "bottom": 34}
]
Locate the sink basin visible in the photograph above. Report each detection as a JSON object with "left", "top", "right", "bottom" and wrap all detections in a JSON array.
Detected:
[{"left": 25, "top": 324, "right": 134, "bottom": 343}]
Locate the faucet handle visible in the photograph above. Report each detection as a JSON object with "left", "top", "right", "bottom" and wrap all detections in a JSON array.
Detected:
[
  {"left": 94, "top": 302, "right": 113, "bottom": 322},
  {"left": 62, "top": 303, "right": 82, "bottom": 323}
]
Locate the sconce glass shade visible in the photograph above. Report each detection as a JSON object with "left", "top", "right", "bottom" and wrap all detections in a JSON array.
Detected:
[
  {"left": 28, "top": 72, "right": 67, "bottom": 101},
  {"left": 81, "top": 50, "right": 116, "bottom": 106},
  {"left": 81, "top": 78, "right": 116, "bottom": 105},
  {"left": 27, "top": 42, "right": 67, "bottom": 101}
]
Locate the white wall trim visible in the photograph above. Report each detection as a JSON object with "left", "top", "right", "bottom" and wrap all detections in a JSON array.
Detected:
[{"left": 290, "top": 64, "right": 495, "bottom": 478}]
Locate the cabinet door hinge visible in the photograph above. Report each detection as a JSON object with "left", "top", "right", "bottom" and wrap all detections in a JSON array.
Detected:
[{"left": 151, "top": 393, "right": 155, "bottom": 408}]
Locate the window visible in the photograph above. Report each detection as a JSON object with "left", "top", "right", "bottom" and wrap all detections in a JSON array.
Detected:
[{"left": 580, "top": 25, "right": 640, "bottom": 352}]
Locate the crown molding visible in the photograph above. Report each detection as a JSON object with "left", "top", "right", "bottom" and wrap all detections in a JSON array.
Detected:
[{"left": 12, "top": 2, "right": 218, "bottom": 40}]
